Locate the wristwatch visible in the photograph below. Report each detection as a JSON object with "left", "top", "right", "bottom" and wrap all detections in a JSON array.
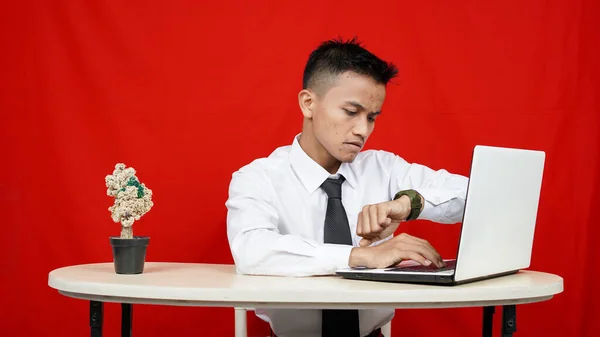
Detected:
[{"left": 393, "top": 189, "right": 423, "bottom": 221}]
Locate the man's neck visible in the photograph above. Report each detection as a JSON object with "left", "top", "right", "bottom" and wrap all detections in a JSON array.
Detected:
[{"left": 298, "top": 131, "right": 341, "bottom": 175}]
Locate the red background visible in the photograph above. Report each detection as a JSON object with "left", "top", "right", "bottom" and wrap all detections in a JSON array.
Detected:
[{"left": 1, "top": 1, "right": 599, "bottom": 336}]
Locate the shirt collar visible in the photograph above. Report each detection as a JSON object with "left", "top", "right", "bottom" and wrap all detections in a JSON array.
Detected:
[{"left": 289, "top": 134, "right": 358, "bottom": 194}]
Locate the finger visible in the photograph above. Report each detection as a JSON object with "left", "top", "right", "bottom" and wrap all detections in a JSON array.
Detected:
[
  {"left": 394, "top": 233, "right": 445, "bottom": 267},
  {"left": 395, "top": 242, "right": 430, "bottom": 262},
  {"left": 414, "top": 243, "right": 443, "bottom": 267},
  {"left": 403, "top": 234, "right": 438, "bottom": 260},
  {"left": 422, "top": 243, "right": 443, "bottom": 267},
  {"left": 369, "top": 205, "right": 382, "bottom": 234},
  {"left": 395, "top": 233, "right": 423, "bottom": 245},
  {"left": 400, "top": 234, "right": 435, "bottom": 252},
  {"left": 394, "top": 249, "right": 429, "bottom": 266},
  {"left": 397, "top": 234, "right": 441, "bottom": 263},
  {"left": 359, "top": 237, "right": 372, "bottom": 247},
  {"left": 407, "top": 234, "right": 430, "bottom": 246},
  {"left": 360, "top": 206, "right": 371, "bottom": 236},
  {"left": 356, "top": 210, "right": 363, "bottom": 236},
  {"left": 377, "top": 205, "right": 391, "bottom": 228},
  {"left": 397, "top": 242, "right": 443, "bottom": 267},
  {"left": 412, "top": 239, "right": 443, "bottom": 266}
]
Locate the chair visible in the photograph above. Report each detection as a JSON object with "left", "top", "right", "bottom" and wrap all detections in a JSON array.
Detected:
[{"left": 234, "top": 308, "right": 391, "bottom": 337}]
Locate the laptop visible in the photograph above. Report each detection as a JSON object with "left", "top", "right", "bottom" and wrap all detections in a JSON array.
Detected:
[{"left": 336, "top": 145, "right": 546, "bottom": 285}]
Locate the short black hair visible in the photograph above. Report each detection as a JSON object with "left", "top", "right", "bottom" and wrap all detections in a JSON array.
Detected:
[{"left": 302, "top": 37, "right": 398, "bottom": 93}]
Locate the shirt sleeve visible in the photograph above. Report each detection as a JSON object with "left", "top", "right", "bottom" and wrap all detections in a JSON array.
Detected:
[
  {"left": 225, "top": 166, "right": 353, "bottom": 277},
  {"left": 388, "top": 154, "right": 469, "bottom": 223}
]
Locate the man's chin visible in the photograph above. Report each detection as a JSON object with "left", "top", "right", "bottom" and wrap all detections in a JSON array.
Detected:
[{"left": 339, "top": 154, "right": 359, "bottom": 163}]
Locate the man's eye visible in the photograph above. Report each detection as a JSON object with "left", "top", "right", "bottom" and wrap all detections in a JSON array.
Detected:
[{"left": 344, "top": 109, "right": 357, "bottom": 115}]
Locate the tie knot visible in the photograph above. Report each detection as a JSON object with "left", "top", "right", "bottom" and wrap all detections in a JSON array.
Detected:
[{"left": 320, "top": 177, "right": 345, "bottom": 199}]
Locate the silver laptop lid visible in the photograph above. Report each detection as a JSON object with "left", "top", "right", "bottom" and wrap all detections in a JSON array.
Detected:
[{"left": 454, "top": 145, "right": 545, "bottom": 282}]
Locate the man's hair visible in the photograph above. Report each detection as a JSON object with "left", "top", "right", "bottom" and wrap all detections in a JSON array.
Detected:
[{"left": 302, "top": 37, "right": 398, "bottom": 94}]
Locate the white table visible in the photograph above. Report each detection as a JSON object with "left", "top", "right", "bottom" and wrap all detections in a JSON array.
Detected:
[{"left": 48, "top": 262, "right": 563, "bottom": 337}]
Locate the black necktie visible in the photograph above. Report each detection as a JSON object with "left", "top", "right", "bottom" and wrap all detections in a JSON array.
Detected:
[{"left": 320, "top": 176, "right": 360, "bottom": 337}]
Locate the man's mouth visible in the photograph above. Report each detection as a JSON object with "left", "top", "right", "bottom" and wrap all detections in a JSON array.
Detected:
[{"left": 344, "top": 141, "right": 363, "bottom": 148}]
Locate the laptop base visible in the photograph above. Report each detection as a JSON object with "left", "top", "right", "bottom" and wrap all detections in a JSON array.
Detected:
[{"left": 336, "top": 269, "right": 519, "bottom": 286}]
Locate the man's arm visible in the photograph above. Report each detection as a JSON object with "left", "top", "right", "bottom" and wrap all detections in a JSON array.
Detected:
[
  {"left": 390, "top": 155, "right": 468, "bottom": 224},
  {"left": 227, "top": 161, "right": 449, "bottom": 275},
  {"left": 226, "top": 169, "right": 353, "bottom": 277},
  {"left": 355, "top": 153, "right": 468, "bottom": 247}
]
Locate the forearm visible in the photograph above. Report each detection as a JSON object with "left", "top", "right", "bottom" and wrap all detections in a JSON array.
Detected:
[
  {"left": 403, "top": 181, "right": 467, "bottom": 223},
  {"left": 230, "top": 229, "right": 353, "bottom": 277},
  {"left": 392, "top": 161, "right": 468, "bottom": 224}
]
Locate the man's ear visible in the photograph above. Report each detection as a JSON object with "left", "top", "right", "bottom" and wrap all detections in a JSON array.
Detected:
[{"left": 298, "top": 89, "right": 315, "bottom": 119}]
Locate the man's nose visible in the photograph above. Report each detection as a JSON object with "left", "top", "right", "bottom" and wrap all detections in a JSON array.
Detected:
[{"left": 352, "top": 116, "right": 369, "bottom": 137}]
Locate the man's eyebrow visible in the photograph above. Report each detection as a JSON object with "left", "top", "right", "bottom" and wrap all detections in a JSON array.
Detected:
[{"left": 344, "top": 101, "right": 381, "bottom": 115}]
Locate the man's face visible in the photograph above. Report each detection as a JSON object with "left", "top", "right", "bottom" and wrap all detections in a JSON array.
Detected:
[{"left": 312, "top": 71, "right": 386, "bottom": 163}]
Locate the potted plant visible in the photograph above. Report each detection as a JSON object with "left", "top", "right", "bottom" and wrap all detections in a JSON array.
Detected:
[{"left": 105, "top": 163, "right": 154, "bottom": 274}]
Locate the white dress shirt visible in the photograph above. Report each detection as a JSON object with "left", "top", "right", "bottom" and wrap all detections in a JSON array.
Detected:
[{"left": 226, "top": 134, "right": 468, "bottom": 337}]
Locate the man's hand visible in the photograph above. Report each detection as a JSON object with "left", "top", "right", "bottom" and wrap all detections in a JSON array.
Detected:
[
  {"left": 349, "top": 232, "right": 445, "bottom": 268},
  {"left": 356, "top": 196, "right": 412, "bottom": 247}
]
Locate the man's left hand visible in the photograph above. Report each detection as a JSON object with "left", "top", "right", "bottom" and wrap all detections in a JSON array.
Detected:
[{"left": 356, "top": 196, "right": 412, "bottom": 247}]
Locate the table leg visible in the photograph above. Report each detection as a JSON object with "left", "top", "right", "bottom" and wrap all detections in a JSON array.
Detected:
[
  {"left": 90, "top": 301, "right": 103, "bottom": 337},
  {"left": 121, "top": 303, "right": 133, "bottom": 337},
  {"left": 502, "top": 305, "right": 517, "bottom": 337},
  {"left": 234, "top": 307, "right": 248, "bottom": 337},
  {"left": 481, "top": 305, "right": 517, "bottom": 337},
  {"left": 482, "top": 306, "right": 494, "bottom": 337}
]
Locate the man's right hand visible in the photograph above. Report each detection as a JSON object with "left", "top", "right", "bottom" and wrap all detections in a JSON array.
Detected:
[{"left": 348, "top": 233, "right": 445, "bottom": 268}]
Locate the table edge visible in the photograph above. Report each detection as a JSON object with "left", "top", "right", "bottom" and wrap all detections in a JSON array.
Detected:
[
  {"left": 57, "top": 290, "right": 556, "bottom": 309},
  {"left": 47, "top": 263, "right": 564, "bottom": 306}
]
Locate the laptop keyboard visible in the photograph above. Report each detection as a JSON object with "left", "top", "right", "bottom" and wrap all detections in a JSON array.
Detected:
[{"left": 386, "top": 260, "right": 456, "bottom": 272}]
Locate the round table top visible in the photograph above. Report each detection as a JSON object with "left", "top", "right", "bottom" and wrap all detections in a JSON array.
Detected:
[{"left": 48, "top": 262, "right": 564, "bottom": 309}]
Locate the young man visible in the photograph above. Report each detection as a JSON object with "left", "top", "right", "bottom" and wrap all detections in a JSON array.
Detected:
[{"left": 226, "top": 38, "right": 468, "bottom": 337}]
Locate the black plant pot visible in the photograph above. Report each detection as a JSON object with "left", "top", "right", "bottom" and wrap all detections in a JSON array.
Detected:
[{"left": 110, "top": 236, "right": 150, "bottom": 274}]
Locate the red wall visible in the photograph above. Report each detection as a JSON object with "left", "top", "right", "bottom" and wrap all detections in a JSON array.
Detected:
[{"left": 1, "top": 1, "right": 598, "bottom": 336}]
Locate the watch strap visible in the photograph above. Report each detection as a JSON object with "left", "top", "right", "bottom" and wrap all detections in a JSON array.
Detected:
[{"left": 393, "top": 189, "right": 423, "bottom": 221}]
